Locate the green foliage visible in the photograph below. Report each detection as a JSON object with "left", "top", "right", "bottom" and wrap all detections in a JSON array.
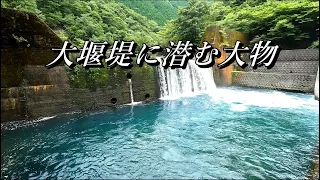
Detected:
[
  {"left": 214, "top": 0, "right": 319, "bottom": 49},
  {"left": 1, "top": 0, "right": 45, "bottom": 19},
  {"left": 157, "top": 20, "right": 180, "bottom": 47},
  {"left": 176, "top": 0, "right": 211, "bottom": 44},
  {"left": 66, "top": 65, "right": 109, "bottom": 89},
  {"left": 168, "top": 0, "right": 188, "bottom": 8},
  {"left": 39, "top": 0, "right": 159, "bottom": 47},
  {"left": 158, "top": 0, "right": 212, "bottom": 46},
  {"left": 2, "top": 0, "right": 161, "bottom": 47},
  {"left": 309, "top": 40, "right": 319, "bottom": 48},
  {"left": 222, "top": 0, "right": 266, "bottom": 6},
  {"left": 119, "top": 0, "right": 181, "bottom": 26},
  {"left": 2, "top": 0, "right": 164, "bottom": 88},
  {"left": 2, "top": 0, "right": 319, "bottom": 89},
  {"left": 159, "top": 0, "right": 319, "bottom": 49},
  {"left": 66, "top": 63, "right": 154, "bottom": 89}
]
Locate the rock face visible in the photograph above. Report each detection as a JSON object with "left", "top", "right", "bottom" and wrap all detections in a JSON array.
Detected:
[
  {"left": 1, "top": 8, "right": 159, "bottom": 122},
  {"left": 315, "top": 67, "right": 319, "bottom": 101},
  {"left": 201, "top": 26, "right": 249, "bottom": 87}
]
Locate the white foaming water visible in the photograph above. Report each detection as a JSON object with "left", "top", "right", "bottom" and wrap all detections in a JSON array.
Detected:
[
  {"left": 157, "top": 60, "right": 216, "bottom": 99},
  {"left": 125, "top": 101, "right": 142, "bottom": 106},
  {"left": 128, "top": 79, "right": 134, "bottom": 103},
  {"left": 213, "top": 88, "right": 319, "bottom": 110},
  {"left": 1, "top": 116, "right": 57, "bottom": 131}
]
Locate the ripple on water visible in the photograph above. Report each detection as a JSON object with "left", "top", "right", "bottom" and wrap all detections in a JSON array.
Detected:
[{"left": 1, "top": 87, "right": 319, "bottom": 179}]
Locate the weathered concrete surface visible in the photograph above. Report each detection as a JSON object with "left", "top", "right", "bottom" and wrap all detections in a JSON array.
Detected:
[
  {"left": 315, "top": 67, "right": 319, "bottom": 100},
  {"left": 232, "top": 71, "right": 316, "bottom": 93},
  {"left": 1, "top": 8, "right": 67, "bottom": 122},
  {"left": 1, "top": 59, "right": 159, "bottom": 122},
  {"left": 232, "top": 49, "right": 319, "bottom": 93},
  {"left": 1, "top": 8, "right": 160, "bottom": 122},
  {"left": 1, "top": 8, "right": 64, "bottom": 88},
  {"left": 1, "top": 71, "right": 159, "bottom": 122}
]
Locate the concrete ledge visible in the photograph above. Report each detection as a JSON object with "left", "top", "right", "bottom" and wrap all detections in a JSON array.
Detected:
[
  {"left": 243, "top": 61, "right": 319, "bottom": 74},
  {"left": 232, "top": 71, "right": 316, "bottom": 93},
  {"left": 1, "top": 82, "right": 158, "bottom": 122}
]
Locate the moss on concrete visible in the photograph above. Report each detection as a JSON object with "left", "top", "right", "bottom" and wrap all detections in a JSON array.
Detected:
[
  {"left": 1, "top": 8, "right": 64, "bottom": 88},
  {"left": 1, "top": 8, "right": 160, "bottom": 122}
]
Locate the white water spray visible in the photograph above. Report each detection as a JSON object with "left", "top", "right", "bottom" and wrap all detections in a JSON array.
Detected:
[
  {"left": 157, "top": 59, "right": 216, "bottom": 99},
  {"left": 128, "top": 79, "right": 134, "bottom": 103}
]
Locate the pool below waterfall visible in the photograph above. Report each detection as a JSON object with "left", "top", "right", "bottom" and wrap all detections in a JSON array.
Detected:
[{"left": 1, "top": 87, "right": 319, "bottom": 179}]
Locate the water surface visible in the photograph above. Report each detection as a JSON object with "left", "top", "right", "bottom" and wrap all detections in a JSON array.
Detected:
[{"left": 1, "top": 87, "right": 319, "bottom": 179}]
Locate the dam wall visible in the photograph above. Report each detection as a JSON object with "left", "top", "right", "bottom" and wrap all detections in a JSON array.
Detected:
[
  {"left": 1, "top": 8, "right": 159, "bottom": 122},
  {"left": 201, "top": 26, "right": 319, "bottom": 94},
  {"left": 231, "top": 49, "right": 319, "bottom": 93}
]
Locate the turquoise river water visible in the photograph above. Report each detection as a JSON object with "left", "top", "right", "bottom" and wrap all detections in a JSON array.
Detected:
[{"left": 1, "top": 87, "right": 319, "bottom": 179}]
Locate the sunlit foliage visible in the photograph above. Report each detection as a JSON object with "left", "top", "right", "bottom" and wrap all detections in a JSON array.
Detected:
[{"left": 158, "top": 0, "right": 319, "bottom": 49}]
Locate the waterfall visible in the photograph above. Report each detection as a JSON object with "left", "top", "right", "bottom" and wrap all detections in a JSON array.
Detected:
[
  {"left": 128, "top": 79, "right": 134, "bottom": 103},
  {"left": 157, "top": 59, "right": 216, "bottom": 99}
]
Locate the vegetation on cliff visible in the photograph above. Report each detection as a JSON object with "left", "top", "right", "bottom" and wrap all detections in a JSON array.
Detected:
[
  {"left": 158, "top": 0, "right": 319, "bottom": 49},
  {"left": 2, "top": 0, "right": 160, "bottom": 47},
  {"left": 118, "top": 0, "right": 187, "bottom": 26},
  {"left": 1, "top": 0, "right": 318, "bottom": 88},
  {"left": 2, "top": 0, "right": 317, "bottom": 49},
  {"left": 2, "top": 0, "right": 161, "bottom": 89}
]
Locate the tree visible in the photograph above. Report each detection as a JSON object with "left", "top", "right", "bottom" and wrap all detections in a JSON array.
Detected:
[
  {"left": 215, "top": 0, "right": 319, "bottom": 49},
  {"left": 2, "top": 0, "right": 44, "bottom": 19},
  {"left": 158, "top": 0, "right": 212, "bottom": 46}
]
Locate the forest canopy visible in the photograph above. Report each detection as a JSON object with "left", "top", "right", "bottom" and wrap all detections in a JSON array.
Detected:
[
  {"left": 2, "top": 0, "right": 160, "bottom": 47},
  {"left": 2, "top": 0, "right": 318, "bottom": 49},
  {"left": 157, "top": 0, "right": 319, "bottom": 49}
]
